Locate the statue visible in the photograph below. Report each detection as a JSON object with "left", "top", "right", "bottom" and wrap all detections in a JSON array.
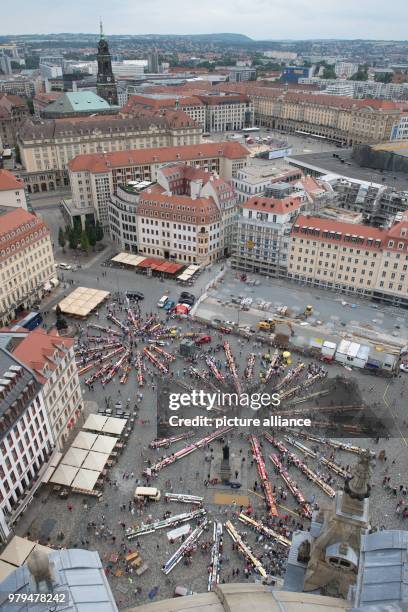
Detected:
[
  {"left": 344, "top": 450, "right": 373, "bottom": 500},
  {"left": 222, "top": 444, "right": 230, "bottom": 461}
]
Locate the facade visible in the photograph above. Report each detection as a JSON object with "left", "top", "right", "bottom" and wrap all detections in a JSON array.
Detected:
[
  {"left": 96, "top": 23, "right": 118, "bottom": 105},
  {"left": 0, "top": 348, "right": 54, "bottom": 541},
  {"left": 0, "top": 78, "right": 36, "bottom": 98},
  {"left": 12, "top": 328, "right": 82, "bottom": 451},
  {"left": 391, "top": 114, "right": 408, "bottom": 140},
  {"left": 0, "top": 209, "right": 57, "bottom": 327},
  {"left": 17, "top": 110, "right": 202, "bottom": 192},
  {"left": 109, "top": 164, "right": 237, "bottom": 264},
  {"left": 288, "top": 213, "right": 408, "bottom": 307},
  {"left": 196, "top": 94, "right": 253, "bottom": 132},
  {"left": 0, "top": 93, "right": 29, "bottom": 148},
  {"left": 68, "top": 141, "right": 249, "bottom": 229},
  {"left": 231, "top": 194, "right": 307, "bottom": 277},
  {"left": 0, "top": 170, "right": 27, "bottom": 212},
  {"left": 226, "top": 67, "right": 257, "bottom": 82},
  {"left": 282, "top": 66, "right": 313, "bottom": 83},
  {"left": 123, "top": 94, "right": 206, "bottom": 130},
  {"left": 299, "top": 77, "right": 408, "bottom": 101},
  {"left": 323, "top": 82, "right": 354, "bottom": 97},
  {"left": 39, "top": 64, "right": 62, "bottom": 80},
  {"left": 334, "top": 61, "right": 359, "bottom": 78}
]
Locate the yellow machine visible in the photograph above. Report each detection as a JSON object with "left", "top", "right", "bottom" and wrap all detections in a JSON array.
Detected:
[{"left": 305, "top": 305, "right": 313, "bottom": 316}]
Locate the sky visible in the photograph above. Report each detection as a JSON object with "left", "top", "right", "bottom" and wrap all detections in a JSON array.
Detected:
[{"left": 3, "top": 0, "right": 408, "bottom": 40}]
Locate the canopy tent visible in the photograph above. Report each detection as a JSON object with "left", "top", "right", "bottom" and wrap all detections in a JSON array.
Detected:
[
  {"left": 92, "top": 434, "right": 118, "bottom": 455},
  {"left": 62, "top": 447, "right": 88, "bottom": 468},
  {"left": 50, "top": 452, "right": 63, "bottom": 467},
  {"left": 111, "top": 253, "right": 146, "bottom": 267},
  {"left": 177, "top": 264, "right": 199, "bottom": 280},
  {"left": 56, "top": 287, "right": 110, "bottom": 318},
  {"left": 137, "top": 257, "right": 184, "bottom": 275},
  {"left": 49, "top": 464, "right": 79, "bottom": 487},
  {"left": 82, "top": 414, "right": 108, "bottom": 433},
  {"left": 71, "top": 431, "right": 98, "bottom": 450},
  {"left": 82, "top": 451, "right": 109, "bottom": 472},
  {"left": 0, "top": 559, "right": 15, "bottom": 582},
  {"left": 42, "top": 465, "right": 56, "bottom": 484},
  {"left": 71, "top": 468, "right": 101, "bottom": 492},
  {"left": 102, "top": 417, "right": 126, "bottom": 436},
  {"left": 0, "top": 536, "right": 35, "bottom": 566},
  {"left": 175, "top": 304, "right": 189, "bottom": 315}
]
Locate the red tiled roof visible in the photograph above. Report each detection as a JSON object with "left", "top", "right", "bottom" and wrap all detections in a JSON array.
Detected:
[
  {"left": 242, "top": 196, "right": 303, "bottom": 215},
  {"left": 0, "top": 208, "right": 40, "bottom": 234},
  {"left": 0, "top": 169, "right": 24, "bottom": 191},
  {"left": 292, "top": 214, "right": 386, "bottom": 249},
  {"left": 12, "top": 327, "right": 74, "bottom": 384},
  {"left": 0, "top": 208, "right": 50, "bottom": 261},
  {"left": 68, "top": 141, "right": 249, "bottom": 173}
]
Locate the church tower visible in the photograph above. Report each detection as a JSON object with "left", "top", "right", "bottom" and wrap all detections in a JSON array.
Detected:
[{"left": 96, "top": 20, "right": 118, "bottom": 106}]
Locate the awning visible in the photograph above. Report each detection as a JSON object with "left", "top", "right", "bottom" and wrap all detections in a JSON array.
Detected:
[
  {"left": 0, "top": 559, "right": 16, "bottom": 581},
  {"left": 0, "top": 536, "right": 35, "bottom": 566},
  {"left": 71, "top": 468, "right": 101, "bottom": 492},
  {"left": 92, "top": 434, "right": 118, "bottom": 455},
  {"left": 62, "top": 447, "right": 88, "bottom": 467},
  {"left": 71, "top": 431, "right": 98, "bottom": 450},
  {"left": 49, "top": 464, "right": 79, "bottom": 486},
  {"left": 82, "top": 413, "right": 108, "bottom": 432},
  {"left": 102, "top": 417, "right": 126, "bottom": 436},
  {"left": 82, "top": 451, "right": 109, "bottom": 471}
]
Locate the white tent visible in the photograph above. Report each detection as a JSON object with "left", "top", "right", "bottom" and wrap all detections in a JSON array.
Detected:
[
  {"left": 49, "top": 464, "right": 79, "bottom": 487},
  {"left": 71, "top": 468, "right": 101, "bottom": 492},
  {"left": 0, "top": 559, "right": 15, "bottom": 581},
  {"left": 62, "top": 447, "right": 88, "bottom": 467},
  {"left": 71, "top": 431, "right": 98, "bottom": 450},
  {"left": 82, "top": 451, "right": 109, "bottom": 472},
  {"left": 92, "top": 435, "right": 117, "bottom": 455},
  {"left": 83, "top": 414, "right": 108, "bottom": 432},
  {"left": 102, "top": 417, "right": 126, "bottom": 436},
  {"left": 0, "top": 536, "right": 35, "bottom": 566}
]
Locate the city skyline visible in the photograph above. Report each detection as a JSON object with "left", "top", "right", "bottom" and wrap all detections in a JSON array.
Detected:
[{"left": 2, "top": 0, "right": 408, "bottom": 40}]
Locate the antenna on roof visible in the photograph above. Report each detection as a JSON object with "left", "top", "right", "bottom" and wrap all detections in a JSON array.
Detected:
[{"left": 99, "top": 18, "right": 104, "bottom": 38}]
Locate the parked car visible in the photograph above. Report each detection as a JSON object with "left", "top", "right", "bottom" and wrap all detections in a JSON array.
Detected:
[
  {"left": 126, "top": 291, "right": 144, "bottom": 300},
  {"left": 195, "top": 335, "right": 212, "bottom": 345},
  {"left": 179, "top": 291, "right": 195, "bottom": 304},
  {"left": 164, "top": 299, "right": 175, "bottom": 312},
  {"left": 157, "top": 295, "right": 169, "bottom": 308},
  {"left": 58, "top": 262, "right": 72, "bottom": 270}
]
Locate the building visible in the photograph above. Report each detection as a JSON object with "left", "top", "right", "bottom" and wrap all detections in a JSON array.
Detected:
[
  {"left": 226, "top": 66, "right": 257, "bottom": 82},
  {"left": 0, "top": 209, "right": 57, "bottom": 327},
  {"left": 123, "top": 94, "right": 206, "bottom": 130},
  {"left": 0, "top": 548, "right": 118, "bottom": 611},
  {"left": 231, "top": 193, "right": 307, "bottom": 277},
  {"left": 68, "top": 141, "right": 249, "bottom": 229},
  {"left": 0, "top": 93, "right": 29, "bottom": 148},
  {"left": 282, "top": 66, "right": 313, "bottom": 83},
  {"left": 334, "top": 61, "right": 359, "bottom": 78},
  {"left": 109, "top": 164, "right": 237, "bottom": 263},
  {"left": 32, "top": 92, "right": 64, "bottom": 118},
  {"left": 288, "top": 213, "right": 408, "bottom": 307},
  {"left": 0, "top": 77, "right": 36, "bottom": 99},
  {"left": 0, "top": 346, "right": 54, "bottom": 541},
  {"left": 96, "top": 21, "right": 118, "bottom": 105},
  {"left": 196, "top": 93, "right": 253, "bottom": 132},
  {"left": 323, "top": 82, "right": 354, "bottom": 97},
  {"left": 39, "top": 64, "right": 62, "bottom": 80},
  {"left": 148, "top": 50, "right": 159, "bottom": 74},
  {"left": 391, "top": 114, "right": 408, "bottom": 140},
  {"left": 233, "top": 165, "right": 303, "bottom": 203},
  {"left": 0, "top": 53, "right": 12, "bottom": 76},
  {"left": 111, "top": 60, "right": 146, "bottom": 79},
  {"left": 0, "top": 170, "right": 27, "bottom": 212},
  {"left": 11, "top": 328, "right": 82, "bottom": 451},
  {"left": 41, "top": 91, "right": 115, "bottom": 119},
  {"left": 17, "top": 110, "right": 202, "bottom": 192}
]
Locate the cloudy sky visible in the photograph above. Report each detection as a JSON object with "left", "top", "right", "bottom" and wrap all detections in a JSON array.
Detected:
[{"left": 3, "top": 0, "right": 408, "bottom": 39}]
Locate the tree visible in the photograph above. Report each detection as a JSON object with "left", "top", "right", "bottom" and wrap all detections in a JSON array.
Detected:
[
  {"left": 322, "top": 65, "right": 336, "bottom": 79},
  {"left": 58, "top": 227, "right": 66, "bottom": 250},
  {"left": 68, "top": 228, "right": 77, "bottom": 250},
  {"left": 80, "top": 230, "right": 90, "bottom": 252},
  {"left": 95, "top": 220, "right": 104, "bottom": 242},
  {"left": 86, "top": 223, "right": 97, "bottom": 248},
  {"left": 14, "top": 144, "right": 21, "bottom": 164},
  {"left": 374, "top": 72, "right": 393, "bottom": 84},
  {"left": 350, "top": 66, "right": 368, "bottom": 81}
]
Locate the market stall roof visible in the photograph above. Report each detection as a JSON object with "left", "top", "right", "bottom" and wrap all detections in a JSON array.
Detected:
[
  {"left": 111, "top": 252, "right": 146, "bottom": 267},
  {"left": 56, "top": 287, "right": 110, "bottom": 318},
  {"left": 82, "top": 450, "right": 109, "bottom": 471},
  {"left": 0, "top": 559, "right": 16, "bottom": 582},
  {"left": 0, "top": 536, "right": 35, "bottom": 566},
  {"left": 175, "top": 304, "right": 189, "bottom": 315},
  {"left": 82, "top": 413, "right": 108, "bottom": 432},
  {"left": 42, "top": 465, "right": 56, "bottom": 484},
  {"left": 71, "top": 468, "right": 101, "bottom": 492},
  {"left": 49, "top": 464, "right": 79, "bottom": 487},
  {"left": 62, "top": 447, "right": 88, "bottom": 467},
  {"left": 102, "top": 416, "right": 126, "bottom": 435},
  {"left": 50, "top": 452, "right": 63, "bottom": 467},
  {"left": 71, "top": 431, "right": 98, "bottom": 450},
  {"left": 92, "top": 434, "right": 118, "bottom": 455}
]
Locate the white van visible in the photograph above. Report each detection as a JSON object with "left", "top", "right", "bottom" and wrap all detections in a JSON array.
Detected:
[
  {"left": 157, "top": 295, "right": 169, "bottom": 308},
  {"left": 134, "top": 487, "right": 161, "bottom": 501}
]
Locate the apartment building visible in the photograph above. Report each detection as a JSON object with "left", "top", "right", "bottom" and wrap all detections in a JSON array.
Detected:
[
  {"left": 225, "top": 85, "right": 402, "bottom": 146},
  {"left": 196, "top": 94, "right": 253, "bottom": 132},
  {"left": 0, "top": 348, "right": 54, "bottom": 541},
  {"left": 0, "top": 209, "right": 57, "bottom": 327},
  {"left": 0, "top": 93, "right": 29, "bottom": 148},
  {"left": 12, "top": 328, "right": 82, "bottom": 451},
  {"left": 232, "top": 194, "right": 307, "bottom": 277},
  {"left": 68, "top": 141, "right": 249, "bottom": 229},
  {"left": 17, "top": 110, "right": 202, "bottom": 192},
  {"left": 233, "top": 165, "right": 303, "bottom": 203},
  {"left": 0, "top": 77, "right": 36, "bottom": 98},
  {"left": 0, "top": 170, "right": 27, "bottom": 212},
  {"left": 123, "top": 94, "right": 206, "bottom": 130},
  {"left": 109, "top": 164, "right": 237, "bottom": 263},
  {"left": 288, "top": 214, "right": 408, "bottom": 307}
]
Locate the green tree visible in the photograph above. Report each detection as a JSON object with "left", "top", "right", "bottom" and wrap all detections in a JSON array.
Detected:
[
  {"left": 80, "top": 230, "right": 90, "bottom": 252},
  {"left": 322, "top": 65, "right": 336, "bottom": 79},
  {"left": 350, "top": 66, "right": 368, "bottom": 81},
  {"left": 95, "top": 220, "right": 104, "bottom": 242},
  {"left": 374, "top": 72, "right": 393, "bottom": 84},
  {"left": 86, "top": 222, "right": 97, "bottom": 248},
  {"left": 58, "top": 227, "right": 66, "bottom": 250},
  {"left": 68, "top": 228, "right": 77, "bottom": 250},
  {"left": 14, "top": 144, "right": 21, "bottom": 164}
]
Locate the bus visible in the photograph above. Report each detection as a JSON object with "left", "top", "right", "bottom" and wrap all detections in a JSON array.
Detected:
[
  {"left": 11, "top": 311, "right": 43, "bottom": 331},
  {"left": 242, "top": 127, "right": 261, "bottom": 133}
]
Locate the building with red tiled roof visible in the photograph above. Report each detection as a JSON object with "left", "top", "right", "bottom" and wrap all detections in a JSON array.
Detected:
[
  {"left": 0, "top": 169, "right": 27, "bottom": 212},
  {"left": 33, "top": 91, "right": 64, "bottom": 118},
  {"left": 0, "top": 209, "right": 57, "bottom": 327},
  {"left": 122, "top": 94, "right": 206, "bottom": 130},
  {"left": 11, "top": 327, "right": 83, "bottom": 450},
  {"left": 0, "top": 93, "right": 29, "bottom": 147}
]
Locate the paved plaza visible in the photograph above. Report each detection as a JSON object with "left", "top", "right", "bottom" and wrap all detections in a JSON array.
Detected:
[{"left": 12, "top": 259, "right": 408, "bottom": 608}]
